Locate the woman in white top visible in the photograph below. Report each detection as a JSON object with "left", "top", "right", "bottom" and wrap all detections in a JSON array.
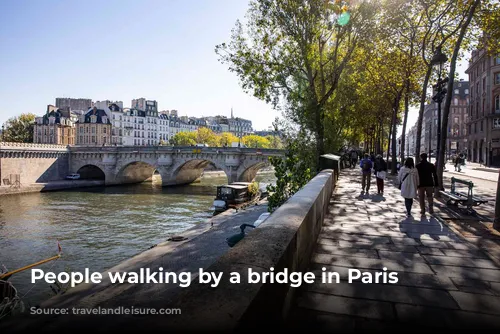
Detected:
[{"left": 397, "top": 157, "right": 419, "bottom": 216}]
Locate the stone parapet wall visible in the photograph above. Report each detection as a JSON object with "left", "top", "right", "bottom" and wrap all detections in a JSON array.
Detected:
[
  {"left": 0, "top": 142, "right": 69, "bottom": 151},
  {"left": 161, "top": 169, "right": 335, "bottom": 331}
]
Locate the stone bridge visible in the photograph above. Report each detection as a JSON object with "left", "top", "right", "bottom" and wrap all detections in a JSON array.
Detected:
[{"left": 68, "top": 146, "right": 284, "bottom": 186}]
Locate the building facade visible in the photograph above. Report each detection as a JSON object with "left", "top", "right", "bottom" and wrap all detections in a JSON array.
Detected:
[
  {"left": 75, "top": 107, "right": 112, "bottom": 146},
  {"left": 466, "top": 46, "right": 500, "bottom": 166},
  {"left": 34, "top": 101, "right": 259, "bottom": 147},
  {"left": 55, "top": 98, "right": 92, "bottom": 112},
  {"left": 34, "top": 105, "right": 77, "bottom": 145},
  {"left": 422, "top": 80, "right": 470, "bottom": 159}
]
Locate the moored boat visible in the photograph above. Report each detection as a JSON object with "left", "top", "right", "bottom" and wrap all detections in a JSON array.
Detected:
[{"left": 211, "top": 182, "right": 260, "bottom": 215}]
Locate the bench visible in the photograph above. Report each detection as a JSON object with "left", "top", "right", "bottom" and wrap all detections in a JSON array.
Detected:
[{"left": 439, "top": 177, "right": 488, "bottom": 215}]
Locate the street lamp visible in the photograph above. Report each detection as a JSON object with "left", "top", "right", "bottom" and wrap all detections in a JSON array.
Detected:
[
  {"left": 431, "top": 46, "right": 448, "bottom": 168},
  {"left": 1, "top": 124, "right": 4, "bottom": 142}
]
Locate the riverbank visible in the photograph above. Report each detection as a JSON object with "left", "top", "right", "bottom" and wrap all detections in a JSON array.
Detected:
[
  {"left": 1, "top": 199, "right": 270, "bottom": 330},
  {"left": 0, "top": 180, "right": 105, "bottom": 196}
]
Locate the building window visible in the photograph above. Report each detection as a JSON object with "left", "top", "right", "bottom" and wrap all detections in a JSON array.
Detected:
[
  {"left": 454, "top": 98, "right": 458, "bottom": 105},
  {"left": 481, "top": 120, "right": 483, "bottom": 131},
  {"left": 495, "top": 72, "right": 500, "bottom": 85},
  {"left": 103, "top": 127, "right": 107, "bottom": 134},
  {"left": 496, "top": 95, "right": 500, "bottom": 113},
  {"left": 496, "top": 55, "right": 500, "bottom": 65},
  {"left": 494, "top": 118, "right": 500, "bottom": 129},
  {"left": 454, "top": 89, "right": 459, "bottom": 95}
]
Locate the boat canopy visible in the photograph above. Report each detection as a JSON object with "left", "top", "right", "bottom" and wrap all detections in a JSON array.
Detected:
[{"left": 218, "top": 184, "right": 248, "bottom": 190}]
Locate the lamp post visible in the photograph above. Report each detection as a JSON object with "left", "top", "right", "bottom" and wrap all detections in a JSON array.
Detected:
[
  {"left": 1, "top": 124, "right": 4, "bottom": 142},
  {"left": 430, "top": 46, "right": 448, "bottom": 168}
]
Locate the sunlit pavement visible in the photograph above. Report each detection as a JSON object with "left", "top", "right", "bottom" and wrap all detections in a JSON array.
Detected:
[
  {"left": 287, "top": 168, "right": 500, "bottom": 330},
  {"left": 444, "top": 162, "right": 499, "bottom": 183}
]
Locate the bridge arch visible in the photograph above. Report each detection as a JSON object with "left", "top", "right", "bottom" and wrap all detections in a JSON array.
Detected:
[
  {"left": 235, "top": 160, "right": 271, "bottom": 183},
  {"left": 76, "top": 164, "right": 105, "bottom": 180},
  {"left": 116, "top": 161, "right": 163, "bottom": 184},
  {"left": 166, "top": 158, "right": 228, "bottom": 186}
]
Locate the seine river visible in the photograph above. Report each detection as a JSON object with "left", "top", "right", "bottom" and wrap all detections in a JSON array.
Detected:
[{"left": 0, "top": 171, "right": 275, "bottom": 308}]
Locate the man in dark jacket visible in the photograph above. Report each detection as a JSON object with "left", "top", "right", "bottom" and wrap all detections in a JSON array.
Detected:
[
  {"left": 416, "top": 153, "right": 439, "bottom": 215},
  {"left": 359, "top": 153, "right": 373, "bottom": 193}
]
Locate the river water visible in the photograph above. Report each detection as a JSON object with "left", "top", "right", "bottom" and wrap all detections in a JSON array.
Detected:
[{"left": 0, "top": 171, "right": 276, "bottom": 308}]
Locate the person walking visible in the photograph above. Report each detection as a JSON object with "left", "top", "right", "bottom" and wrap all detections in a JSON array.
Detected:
[
  {"left": 416, "top": 153, "right": 439, "bottom": 215},
  {"left": 359, "top": 153, "right": 373, "bottom": 194},
  {"left": 374, "top": 154, "right": 388, "bottom": 195},
  {"left": 398, "top": 157, "right": 419, "bottom": 217},
  {"left": 350, "top": 150, "right": 358, "bottom": 169}
]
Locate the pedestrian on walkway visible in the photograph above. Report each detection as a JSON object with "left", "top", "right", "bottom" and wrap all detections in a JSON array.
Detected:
[
  {"left": 359, "top": 153, "right": 373, "bottom": 194},
  {"left": 374, "top": 154, "right": 387, "bottom": 195},
  {"left": 416, "top": 153, "right": 439, "bottom": 215},
  {"left": 398, "top": 157, "right": 419, "bottom": 217},
  {"left": 350, "top": 150, "right": 358, "bottom": 169}
]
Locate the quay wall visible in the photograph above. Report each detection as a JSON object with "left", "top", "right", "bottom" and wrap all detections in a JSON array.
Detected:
[{"left": 163, "top": 168, "right": 336, "bottom": 331}]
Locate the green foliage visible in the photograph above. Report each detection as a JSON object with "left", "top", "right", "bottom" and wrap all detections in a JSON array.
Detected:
[
  {"left": 168, "top": 128, "right": 282, "bottom": 148},
  {"left": 266, "top": 132, "right": 314, "bottom": 213},
  {"left": 196, "top": 127, "right": 220, "bottom": 146},
  {"left": 220, "top": 132, "right": 239, "bottom": 146},
  {"left": 169, "top": 131, "right": 197, "bottom": 146},
  {"left": 247, "top": 181, "right": 259, "bottom": 197},
  {"left": 2, "top": 113, "right": 36, "bottom": 143},
  {"left": 242, "top": 134, "right": 270, "bottom": 148}
]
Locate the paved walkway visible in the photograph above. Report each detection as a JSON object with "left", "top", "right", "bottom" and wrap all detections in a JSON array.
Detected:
[
  {"left": 288, "top": 168, "right": 500, "bottom": 330},
  {"left": 444, "top": 162, "right": 499, "bottom": 182}
]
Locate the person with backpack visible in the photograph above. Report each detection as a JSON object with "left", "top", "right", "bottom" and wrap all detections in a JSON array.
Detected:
[
  {"left": 373, "top": 154, "right": 387, "bottom": 195},
  {"left": 359, "top": 153, "right": 373, "bottom": 193},
  {"left": 398, "top": 157, "right": 419, "bottom": 217}
]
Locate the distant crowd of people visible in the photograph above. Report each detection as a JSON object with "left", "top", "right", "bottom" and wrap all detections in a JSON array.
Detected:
[{"left": 353, "top": 150, "right": 439, "bottom": 217}]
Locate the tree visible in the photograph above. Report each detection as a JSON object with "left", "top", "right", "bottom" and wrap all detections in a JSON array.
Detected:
[
  {"left": 2, "top": 113, "right": 36, "bottom": 143},
  {"left": 196, "top": 127, "right": 220, "bottom": 146},
  {"left": 266, "top": 130, "right": 314, "bottom": 212},
  {"left": 216, "top": 0, "right": 379, "bottom": 169},
  {"left": 169, "top": 131, "right": 197, "bottom": 146},
  {"left": 219, "top": 132, "right": 239, "bottom": 147},
  {"left": 265, "top": 135, "right": 284, "bottom": 149},
  {"left": 436, "top": 0, "right": 481, "bottom": 193},
  {"left": 242, "top": 134, "right": 270, "bottom": 148}
]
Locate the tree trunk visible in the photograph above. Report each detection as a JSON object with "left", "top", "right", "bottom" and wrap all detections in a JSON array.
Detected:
[
  {"left": 495, "top": 170, "right": 500, "bottom": 231},
  {"left": 387, "top": 119, "right": 392, "bottom": 165},
  {"left": 315, "top": 104, "right": 325, "bottom": 170},
  {"left": 436, "top": 0, "right": 480, "bottom": 193},
  {"left": 401, "top": 79, "right": 410, "bottom": 163},
  {"left": 391, "top": 104, "right": 399, "bottom": 175},
  {"left": 379, "top": 118, "right": 384, "bottom": 155},
  {"left": 415, "top": 65, "right": 432, "bottom": 164}
]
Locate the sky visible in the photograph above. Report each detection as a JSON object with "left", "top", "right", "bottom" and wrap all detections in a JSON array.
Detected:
[
  {"left": 0, "top": 0, "right": 468, "bottom": 134},
  {"left": 0, "top": 0, "right": 279, "bottom": 131}
]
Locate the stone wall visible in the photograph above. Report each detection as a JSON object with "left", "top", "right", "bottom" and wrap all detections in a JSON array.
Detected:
[
  {"left": 0, "top": 142, "right": 69, "bottom": 185},
  {"left": 161, "top": 169, "right": 336, "bottom": 331}
]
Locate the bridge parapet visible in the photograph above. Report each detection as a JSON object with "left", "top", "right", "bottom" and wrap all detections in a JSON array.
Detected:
[
  {"left": 0, "top": 142, "right": 69, "bottom": 152},
  {"left": 68, "top": 145, "right": 285, "bottom": 156}
]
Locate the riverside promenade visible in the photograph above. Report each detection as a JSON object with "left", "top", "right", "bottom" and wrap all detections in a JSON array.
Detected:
[{"left": 288, "top": 168, "right": 500, "bottom": 330}]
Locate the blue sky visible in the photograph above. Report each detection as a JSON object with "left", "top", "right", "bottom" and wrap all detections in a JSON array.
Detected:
[
  {"left": 0, "top": 0, "right": 468, "bottom": 135},
  {"left": 0, "top": 0, "right": 279, "bottom": 131}
]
